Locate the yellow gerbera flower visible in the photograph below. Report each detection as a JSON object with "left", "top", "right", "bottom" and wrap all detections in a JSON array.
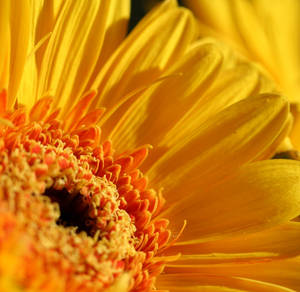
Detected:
[
  {"left": 1, "top": 0, "right": 300, "bottom": 291},
  {"left": 184, "top": 0, "right": 300, "bottom": 151}
]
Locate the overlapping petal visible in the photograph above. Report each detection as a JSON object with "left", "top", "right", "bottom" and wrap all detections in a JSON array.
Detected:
[
  {"left": 169, "top": 222, "right": 300, "bottom": 263},
  {"left": 89, "top": 6, "right": 195, "bottom": 112},
  {"left": 184, "top": 0, "right": 300, "bottom": 105},
  {"left": 147, "top": 94, "right": 288, "bottom": 203},
  {"left": 165, "top": 257, "right": 300, "bottom": 292},
  {"left": 157, "top": 273, "right": 295, "bottom": 292}
]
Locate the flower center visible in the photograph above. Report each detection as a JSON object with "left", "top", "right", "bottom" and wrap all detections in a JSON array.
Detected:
[
  {"left": 0, "top": 102, "right": 174, "bottom": 291},
  {"left": 0, "top": 135, "right": 139, "bottom": 287},
  {"left": 0, "top": 96, "right": 176, "bottom": 291},
  {"left": 44, "top": 187, "right": 96, "bottom": 236}
]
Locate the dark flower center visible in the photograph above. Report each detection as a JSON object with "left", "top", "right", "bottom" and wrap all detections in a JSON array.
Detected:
[{"left": 44, "top": 187, "right": 96, "bottom": 236}]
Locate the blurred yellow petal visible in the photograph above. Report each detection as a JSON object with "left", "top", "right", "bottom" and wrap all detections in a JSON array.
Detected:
[
  {"left": 184, "top": 0, "right": 300, "bottom": 152},
  {"left": 253, "top": 0, "right": 300, "bottom": 103}
]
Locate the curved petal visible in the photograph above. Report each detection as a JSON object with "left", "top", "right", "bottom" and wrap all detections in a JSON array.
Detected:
[
  {"left": 185, "top": 0, "right": 300, "bottom": 103},
  {"left": 147, "top": 94, "right": 288, "bottom": 203},
  {"left": 90, "top": 7, "right": 195, "bottom": 110},
  {"left": 163, "top": 160, "right": 300, "bottom": 244},
  {"left": 110, "top": 42, "right": 222, "bottom": 156}
]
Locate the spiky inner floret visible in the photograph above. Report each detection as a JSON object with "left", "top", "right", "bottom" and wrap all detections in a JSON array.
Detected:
[{"left": 0, "top": 92, "right": 177, "bottom": 291}]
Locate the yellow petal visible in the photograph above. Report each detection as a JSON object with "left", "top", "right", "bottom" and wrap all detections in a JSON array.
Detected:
[
  {"left": 254, "top": 0, "right": 300, "bottom": 103},
  {"left": 83, "top": 0, "right": 130, "bottom": 92},
  {"left": 290, "top": 105, "right": 300, "bottom": 149},
  {"left": 110, "top": 42, "right": 222, "bottom": 156},
  {"left": 255, "top": 113, "right": 292, "bottom": 160},
  {"left": 147, "top": 94, "right": 288, "bottom": 203},
  {"left": 0, "top": 1, "right": 10, "bottom": 94},
  {"left": 157, "top": 60, "right": 260, "bottom": 150},
  {"left": 165, "top": 257, "right": 300, "bottom": 292},
  {"left": 164, "top": 160, "right": 300, "bottom": 244},
  {"left": 186, "top": 0, "right": 300, "bottom": 104},
  {"left": 34, "top": 0, "right": 65, "bottom": 71},
  {"left": 185, "top": 0, "right": 240, "bottom": 43},
  {"left": 17, "top": 0, "right": 42, "bottom": 108},
  {"left": 7, "top": 0, "right": 31, "bottom": 108},
  {"left": 90, "top": 7, "right": 195, "bottom": 111},
  {"left": 37, "top": 0, "right": 122, "bottom": 113},
  {"left": 157, "top": 274, "right": 294, "bottom": 292},
  {"left": 169, "top": 222, "right": 300, "bottom": 263}
]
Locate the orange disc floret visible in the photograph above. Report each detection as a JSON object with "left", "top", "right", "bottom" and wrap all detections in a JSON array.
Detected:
[{"left": 0, "top": 91, "right": 180, "bottom": 292}]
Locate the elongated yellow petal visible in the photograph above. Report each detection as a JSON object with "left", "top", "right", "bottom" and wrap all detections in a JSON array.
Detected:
[
  {"left": 163, "top": 160, "right": 300, "bottom": 244},
  {"left": 37, "top": 0, "right": 121, "bottom": 113},
  {"left": 90, "top": 7, "right": 195, "bottom": 110},
  {"left": 147, "top": 94, "right": 288, "bottom": 203},
  {"left": 17, "top": 0, "right": 43, "bottom": 108},
  {"left": 253, "top": 0, "right": 300, "bottom": 103},
  {"left": 110, "top": 42, "right": 222, "bottom": 156},
  {"left": 165, "top": 257, "right": 300, "bottom": 292},
  {"left": 35, "top": 0, "right": 64, "bottom": 71},
  {"left": 0, "top": 1, "right": 10, "bottom": 94},
  {"left": 84, "top": 0, "right": 130, "bottom": 92},
  {"left": 157, "top": 60, "right": 261, "bottom": 150},
  {"left": 7, "top": 0, "right": 31, "bottom": 108},
  {"left": 169, "top": 222, "right": 300, "bottom": 263},
  {"left": 157, "top": 274, "right": 294, "bottom": 292}
]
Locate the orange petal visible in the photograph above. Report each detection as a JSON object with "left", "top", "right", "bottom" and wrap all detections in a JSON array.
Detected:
[
  {"left": 29, "top": 96, "right": 53, "bottom": 122},
  {"left": 64, "top": 91, "right": 96, "bottom": 131}
]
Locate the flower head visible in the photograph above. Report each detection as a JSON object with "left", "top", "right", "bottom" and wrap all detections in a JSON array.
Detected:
[{"left": 1, "top": 0, "right": 300, "bottom": 291}]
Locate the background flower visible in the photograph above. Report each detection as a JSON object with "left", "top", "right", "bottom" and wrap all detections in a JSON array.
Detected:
[{"left": 184, "top": 0, "right": 300, "bottom": 150}]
